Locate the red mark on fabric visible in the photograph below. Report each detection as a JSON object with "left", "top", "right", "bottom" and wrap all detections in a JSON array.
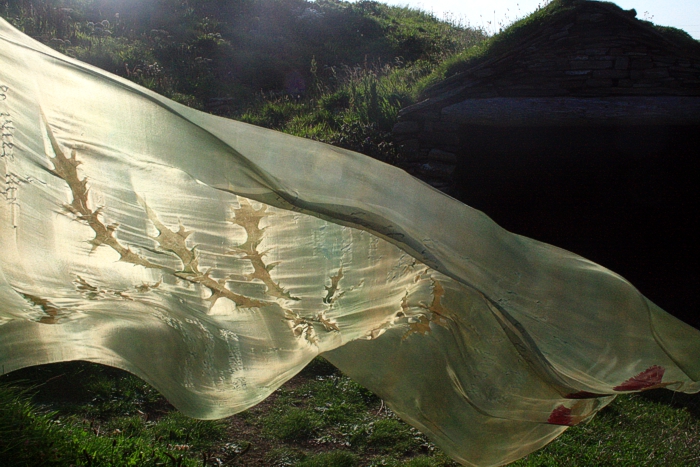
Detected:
[
  {"left": 547, "top": 405, "right": 575, "bottom": 426},
  {"left": 613, "top": 365, "right": 666, "bottom": 391}
]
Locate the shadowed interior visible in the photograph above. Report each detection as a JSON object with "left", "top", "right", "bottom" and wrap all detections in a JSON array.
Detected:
[{"left": 454, "top": 124, "right": 699, "bottom": 329}]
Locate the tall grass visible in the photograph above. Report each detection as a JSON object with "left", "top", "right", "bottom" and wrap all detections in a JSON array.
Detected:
[
  {"left": 2, "top": 0, "right": 485, "bottom": 115},
  {"left": 237, "top": 58, "right": 434, "bottom": 161}
]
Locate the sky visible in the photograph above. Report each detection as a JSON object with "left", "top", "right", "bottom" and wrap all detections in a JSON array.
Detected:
[{"left": 354, "top": 0, "right": 700, "bottom": 39}]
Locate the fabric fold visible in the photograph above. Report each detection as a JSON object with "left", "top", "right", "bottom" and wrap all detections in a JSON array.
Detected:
[{"left": 1, "top": 17, "right": 698, "bottom": 467}]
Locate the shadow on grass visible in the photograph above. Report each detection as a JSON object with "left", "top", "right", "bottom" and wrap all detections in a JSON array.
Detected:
[{"left": 638, "top": 387, "right": 700, "bottom": 419}]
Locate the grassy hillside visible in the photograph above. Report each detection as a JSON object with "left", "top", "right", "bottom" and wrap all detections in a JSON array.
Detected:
[
  {"left": 1, "top": 0, "right": 483, "bottom": 108},
  {"left": 1, "top": 0, "right": 484, "bottom": 158}
]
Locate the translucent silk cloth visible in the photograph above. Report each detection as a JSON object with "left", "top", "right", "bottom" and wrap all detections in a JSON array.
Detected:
[{"left": 1, "top": 18, "right": 698, "bottom": 466}]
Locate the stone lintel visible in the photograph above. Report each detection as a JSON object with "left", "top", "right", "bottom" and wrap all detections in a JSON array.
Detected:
[{"left": 441, "top": 96, "right": 700, "bottom": 126}]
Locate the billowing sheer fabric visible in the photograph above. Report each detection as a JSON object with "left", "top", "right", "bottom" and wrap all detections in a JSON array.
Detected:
[{"left": 1, "top": 18, "right": 698, "bottom": 467}]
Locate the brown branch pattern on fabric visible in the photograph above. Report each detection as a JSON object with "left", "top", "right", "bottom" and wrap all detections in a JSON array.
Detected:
[
  {"left": 43, "top": 119, "right": 156, "bottom": 269},
  {"left": 74, "top": 275, "right": 133, "bottom": 301},
  {"left": 316, "top": 311, "right": 340, "bottom": 332},
  {"left": 283, "top": 267, "right": 344, "bottom": 339},
  {"left": 43, "top": 118, "right": 340, "bottom": 342},
  {"left": 403, "top": 278, "right": 451, "bottom": 340},
  {"left": 227, "top": 199, "right": 299, "bottom": 301},
  {"left": 135, "top": 279, "right": 163, "bottom": 293},
  {"left": 323, "top": 267, "right": 344, "bottom": 304},
  {"left": 143, "top": 202, "right": 269, "bottom": 309},
  {"left": 74, "top": 275, "right": 162, "bottom": 300},
  {"left": 20, "top": 293, "right": 62, "bottom": 324},
  {"left": 284, "top": 309, "right": 319, "bottom": 344}
]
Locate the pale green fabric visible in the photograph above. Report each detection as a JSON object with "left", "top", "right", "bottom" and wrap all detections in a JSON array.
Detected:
[{"left": 1, "top": 18, "right": 698, "bottom": 467}]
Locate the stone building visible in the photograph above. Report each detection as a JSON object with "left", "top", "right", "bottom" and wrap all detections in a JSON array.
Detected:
[{"left": 393, "top": 0, "right": 700, "bottom": 328}]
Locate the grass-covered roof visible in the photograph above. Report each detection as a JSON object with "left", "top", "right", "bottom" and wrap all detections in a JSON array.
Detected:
[{"left": 416, "top": 0, "right": 700, "bottom": 98}]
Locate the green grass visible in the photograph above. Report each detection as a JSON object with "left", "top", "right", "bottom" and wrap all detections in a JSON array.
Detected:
[
  {"left": 1, "top": 360, "right": 699, "bottom": 466},
  {"left": 416, "top": 0, "right": 577, "bottom": 94},
  {"left": 512, "top": 391, "right": 700, "bottom": 466},
  {"left": 0, "top": 0, "right": 488, "bottom": 166},
  {"left": 1, "top": 0, "right": 487, "bottom": 163},
  {"left": 264, "top": 407, "right": 323, "bottom": 442},
  {"left": 296, "top": 450, "right": 359, "bottom": 467},
  {"left": 2, "top": 1, "right": 700, "bottom": 464},
  {"left": 416, "top": 0, "right": 700, "bottom": 95},
  {"left": 0, "top": 362, "right": 226, "bottom": 467},
  {"left": 235, "top": 59, "right": 436, "bottom": 161},
  {"left": 2, "top": 0, "right": 484, "bottom": 113}
]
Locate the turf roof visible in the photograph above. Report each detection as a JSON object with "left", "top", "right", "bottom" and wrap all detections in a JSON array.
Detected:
[{"left": 416, "top": 0, "right": 700, "bottom": 98}]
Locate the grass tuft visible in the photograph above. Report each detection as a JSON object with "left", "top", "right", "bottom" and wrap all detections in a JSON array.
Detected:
[
  {"left": 296, "top": 450, "right": 359, "bottom": 467},
  {"left": 265, "top": 407, "right": 323, "bottom": 442}
]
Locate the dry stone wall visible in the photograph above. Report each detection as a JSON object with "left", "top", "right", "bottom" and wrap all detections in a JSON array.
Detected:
[{"left": 393, "top": 2, "right": 700, "bottom": 190}]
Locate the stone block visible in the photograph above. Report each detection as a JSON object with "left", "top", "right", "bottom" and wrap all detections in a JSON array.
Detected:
[
  {"left": 473, "top": 68, "right": 495, "bottom": 77},
  {"left": 570, "top": 60, "right": 612, "bottom": 70},
  {"left": 432, "top": 122, "right": 460, "bottom": 133},
  {"left": 555, "top": 36, "right": 575, "bottom": 44},
  {"left": 615, "top": 57, "right": 630, "bottom": 69},
  {"left": 586, "top": 78, "right": 613, "bottom": 87},
  {"left": 652, "top": 56, "right": 677, "bottom": 66},
  {"left": 427, "top": 149, "right": 458, "bottom": 164},
  {"left": 528, "top": 62, "right": 557, "bottom": 71},
  {"left": 585, "top": 47, "right": 609, "bottom": 55},
  {"left": 642, "top": 68, "right": 670, "bottom": 79},
  {"left": 592, "top": 69, "right": 629, "bottom": 79},
  {"left": 632, "top": 80, "right": 661, "bottom": 88},
  {"left": 420, "top": 131, "right": 460, "bottom": 147},
  {"left": 549, "top": 31, "right": 569, "bottom": 40},
  {"left": 618, "top": 79, "right": 633, "bottom": 87},
  {"left": 670, "top": 66, "right": 700, "bottom": 74},
  {"left": 630, "top": 59, "right": 654, "bottom": 70},
  {"left": 398, "top": 139, "right": 420, "bottom": 153},
  {"left": 561, "top": 79, "right": 587, "bottom": 89},
  {"left": 673, "top": 72, "right": 700, "bottom": 81},
  {"left": 413, "top": 110, "right": 441, "bottom": 121},
  {"left": 415, "top": 161, "right": 456, "bottom": 179},
  {"left": 392, "top": 121, "right": 420, "bottom": 135}
]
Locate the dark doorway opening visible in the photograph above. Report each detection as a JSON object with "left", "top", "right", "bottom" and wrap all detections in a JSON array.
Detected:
[{"left": 453, "top": 124, "right": 700, "bottom": 329}]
